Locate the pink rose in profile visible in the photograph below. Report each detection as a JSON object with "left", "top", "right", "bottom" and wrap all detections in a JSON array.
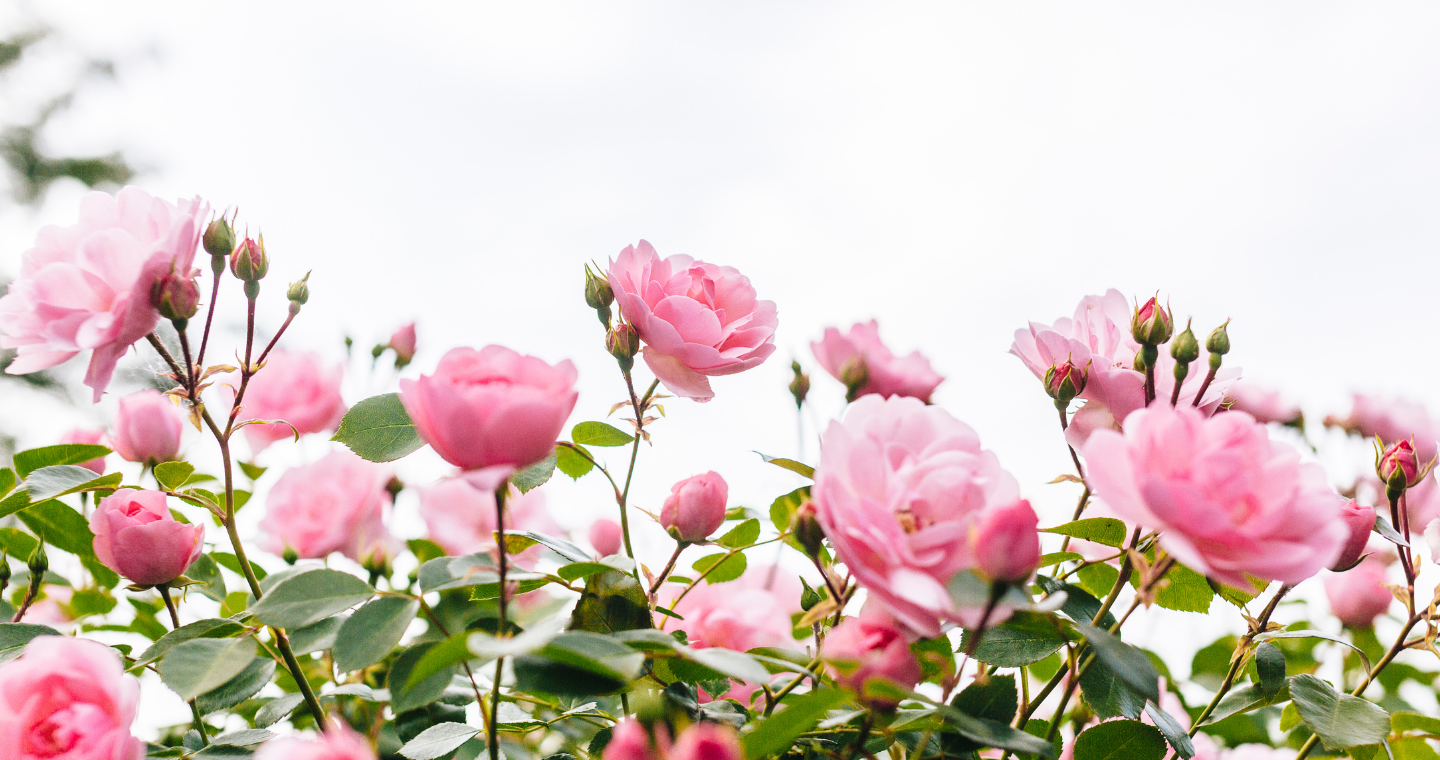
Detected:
[
  {"left": 399, "top": 345, "right": 578, "bottom": 473},
  {"left": 607, "top": 240, "right": 777, "bottom": 401},
  {"left": 1331, "top": 501, "right": 1375, "bottom": 571},
  {"left": 1326, "top": 393, "right": 1440, "bottom": 460},
  {"left": 1010, "top": 290, "right": 1238, "bottom": 447},
  {"left": 589, "top": 518, "right": 624, "bottom": 557},
  {"left": 90, "top": 490, "right": 204, "bottom": 587},
  {"left": 0, "top": 187, "right": 207, "bottom": 401},
  {"left": 254, "top": 722, "right": 376, "bottom": 760},
  {"left": 418, "top": 479, "right": 559, "bottom": 564},
  {"left": 669, "top": 723, "right": 743, "bottom": 760},
  {"left": 232, "top": 349, "right": 347, "bottom": 454},
  {"left": 0, "top": 636, "right": 144, "bottom": 760},
  {"left": 604, "top": 719, "right": 661, "bottom": 760},
  {"left": 1224, "top": 380, "right": 1301, "bottom": 425},
  {"left": 663, "top": 564, "right": 801, "bottom": 653},
  {"left": 812, "top": 395, "right": 1022, "bottom": 637},
  {"left": 811, "top": 320, "right": 943, "bottom": 402},
  {"left": 1084, "top": 403, "right": 1348, "bottom": 587},
  {"left": 971, "top": 500, "right": 1041, "bottom": 584},
  {"left": 823, "top": 608, "right": 922, "bottom": 706},
  {"left": 1324, "top": 557, "right": 1393, "bottom": 628},
  {"left": 660, "top": 472, "right": 728, "bottom": 543},
  {"left": 259, "top": 450, "right": 394, "bottom": 561},
  {"left": 389, "top": 323, "right": 417, "bottom": 367},
  {"left": 111, "top": 389, "right": 184, "bottom": 465},
  {"left": 59, "top": 428, "right": 107, "bottom": 474}
]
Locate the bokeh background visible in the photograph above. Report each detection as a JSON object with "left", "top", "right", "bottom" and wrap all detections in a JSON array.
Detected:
[{"left": 4, "top": 0, "right": 1440, "bottom": 737}]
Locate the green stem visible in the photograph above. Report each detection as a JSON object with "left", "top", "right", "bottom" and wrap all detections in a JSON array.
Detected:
[
  {"left": 490, "top": 484, "right": 510, "bottom": 760},
  {"left": 159, "top": 585, "right": 210, "bottom": 746},
  {"left": 1294, "top": 613, "right": 1423, "bottom": 759},
  {"left": 1188, "top": 583, "right": 1291, "bottom": 737}
]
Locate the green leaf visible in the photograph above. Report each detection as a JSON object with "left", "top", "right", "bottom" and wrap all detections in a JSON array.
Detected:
[
  {"left": 212, "top": 552, "right": 267, "bottom": 581},
  {"left": 557, "top": 557, "right": 635, "bottom": 582},
  {"left": 571, "top": 421, "right": 634, "bottom": 447},
  {"left": 512, "top": 454, "right": 557, "bottom": 493},
  {"left": 1041, "top": 518, "right": 1128, "bottom": 548},
  {"left": 1038, "top": 552, "right": 1084, "bottom": 567},
  {"left": 1078, "top": 656, "right": 1147, "bottom": 720},
  {"left": 1209, "top": 577, "right": 1265, "bottom": 608},
  {"left": 1149, "top": 562, "right": 1213, "bottom": 614},
  {"left": 1142, "top": 703, "right": 1195, "bottom": 759},
  {"left": 389, "top": 642, "right": 456, "bottom": 713},
  {"left": 399, "top": 723, "right": 483, "bottom": 760},
  {"left": 186, "top": 554, "right": 227, "bottom": 603},
  {"left": 939, "top": 705, "right": 1057, "bottom": 758},
  {"left": 19, "top": 499, "right": 96, "bottom": 557},
  {"left": 685, "top": 647, "right": 772, "bottom": 684},
  {"left": 768, "top": 487, "right": 810, "bottom": 534},
  {"left": 0, "top": 489, "right": 28, "bottom": 520},
  {"left": 417, "top": 553, "right": 550, "bottom": 598},
  {"left": 1255, "top": 629, "right": 1371, "bottom": 673},
  {"left": 405, "top": 634, "right": 477, "bottom": 691},
  {"left": 717, "top": 519, "right": 761, "bottom": 549},
  {"left": 159, "top": 636, "right": 259, "bottom": 700},
  {"left": 135, "top": 618, "right": 246, "bottom": 668},
  {"left": 945, "top": 675, "right": 1020, "bottom": 754},
  {"left": 0, "top": 468, "right": 15, "bottom": 499},
  {"left": 1205, "top": 681, "right": 1292, "bottom": 724},
  {"left": 502, "top": 532, "right": 591, "bottom": 564},
  {"left": 23, "top": 466, "right": 122, "bottom": 501},
  {"left": 13, "top": 444, "right": 111, "bottom": 478},
  {"left": 194, "top": 657, "right": 275, "bottom": 715},
  {"left": 288, "top": 615, "right": 345, "bottom": 655},
  {"left": 153, "top": 462, "right": 195, "bottom": 491},
  {"left": 1035, "top": 575, "right": 1116, "bottom": 630},
  {"left": 0, "top": 528, "right": 38, "bottom": 559},
  {"left": 755, "top": 452, "right": 814, "bottom": 479},
  {"left": 960, "top": 612, "right": 1068, "bottom": 667},
  {"left": 1071, "top": 720, "right": 1167, "bottom": 760},
  {"left": 254, "top": 693, "right": 307, "bottom": 728},
  {"left": 1393, "top": 712, "right": 1440, "bottom": 735},
  {"left": 568, "top": 570, "right": 652, "bottom": 634},
  {"left": 0, "top": 622, "right": 60, "bottom": 664},
  {"left": 331, "top": 393, "right": 424, "bottom": 462},
  {"left": 332, "top": 596, "right": 420, "bottom": 672},
  {"left": 741, "top": 688, "right": 850, "bottom": 760},
  {"left": 692, "top": 552, "right": 747, "bottom": 583},
  {"left": 1075, "top": 623, "right": 1161, "bottom": 705},
  {"left": 249, "top": 569, "right": 374, "bottom": 630},
  {"left": 238, "top": 461, "right": 267, "bottom": 481},
  {"left": 1255, "top": 642, "right": 1286, "bottom": 694},
  {"left": 513, "top": 632, "right": 646, "bottom": 697},
  {"left": 1076, "top": 562, "right": 1120, "bottom": 599},
  {"left": 1289, "top": 674, "right": 1391, "bottom": 751},
  {"left": 555, "top": 445, "right": 594, "bottom": 480}
]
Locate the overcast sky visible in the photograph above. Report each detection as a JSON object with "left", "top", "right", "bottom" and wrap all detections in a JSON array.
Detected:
[{"left": 5, "top": 0, "right": 1440, "bottom": 731}]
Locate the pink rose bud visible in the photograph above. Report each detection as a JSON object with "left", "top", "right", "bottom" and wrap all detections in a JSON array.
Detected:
[
  {"left": 89, "top": 490, "right": 204, "bottom": 587},
  {"left": 823, "top": 608, "right": 923, "bottom": 707},
  {"left": 589, "top": 518, "right": 624, "bottom": 558},
  {"left": 972, "top": 500, "right": 1041, "bottom": 584},
  {"left": 151, "top": 273, "right": 200, "bottom": 323},
  {"left": 1130, "top": 296, "right": 1173, "bottom": 346},
  {"left": 791, "top": 500, "right": 826, "bottom": 559},
  {"left": 230, "top": 235, "right": 268, "bottom": 282},
  {"left": 388, "top": 323, "right": 417, "bottom": 368},
  {"left": 1378, "top": 439, "right": 1424, "bottom": 494},
  {"left": 231, "top": 349, "right": 347, "bottom": 455},
  {"left": 399, "top": 345, "right": 578, "bottom": 472},
  {"left": 59, "top": 428, "right": 107, "bottom": 474},
  {"left": 603, "top": 719, "right": 660, "bottom": 760},
  {"left": 255, "top": 722, "right": 378, "bottom": 760},
  {"left": 607, "top": 322, "right": 641, "bottom": 373},
  {"left": 1323, "top": 558, "right": 1393, "bottom": 628},
  {"left": 670, "top": 723, "right": 744, "bottom": 760},
  {"left": 111, "top": 389, "right": 184, "bottom": 465},
  {"left": 0, "top": 187, "right": 208, "bottom": 401},
  {"left": 660, "top": 472, "right": 728, "bottom": 543},
  {"left": 1043, "top": 361, "right": 1088, "bottom": 406},
  {"left": 788, "top": 360, "right": 810, "bottom": 409},
  {"left": 0, "top": 637, "right": 145, "bottom": 759},
  {"left": 1331, "top": 500, "right": 1375, "bottom": 571}
]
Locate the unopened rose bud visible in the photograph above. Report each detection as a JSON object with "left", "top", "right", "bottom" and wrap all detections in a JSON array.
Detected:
[
  {"left": 26, "top": 541, "right": 47, "bottom": 578},
  {"left": 1130, "top": 297, "right": 1173, "bottom": 346},
  {"left": 607, "top": 323, "right": 640, "bottom": 373},
  {"left": 152, "top": 274, "right": 200, "bottom": 326},
  {"left": 1043, "top": 360, "right": 1087, "bottom": 408},
  {"left": 584, "top": 264, "right": 614, "bottom": 328},
  {"left": 230, "top": 235, "right": 269, "bottom": 283},
  {"left": 1206, "top": 320, "right": 1230, "bottom": 372},
  {"left": 203, "top": 217, "right": 234, "bottom": 258},
  {"left": 1170, "top": 320, "right": 1199, "bottom": 391},
  {"left": 281, "top": 545, "right": 299, "bottom": 565},
  {"left": 0, "top": 553, "right": 11, "bottom": 596},
  {"left": 286, "top": 271, "right": 311, "bottom": 314},
  {"left": 388, "top": 323, "right": 416, "bottom": 369},
  {"left": 1331, "top": 500, "right": 1374, "bottom": 572},
  {"left": 971, "top": 500, "right": 1041, "bottom": 584},
  {"left": 660, "top": 472, "right": 728, "bottom": 543},
  {"left": 838, "top": 356, "right": 869, "bottom": 403},
  {"left": 788, "top": 360, "right": 810, "bottom": 409},
  {"left": 1379, "top": 439, "right": 1426, "bottom": 500},
  {"left": 791, "top": 500, "right": 825, "bottom": 558}
]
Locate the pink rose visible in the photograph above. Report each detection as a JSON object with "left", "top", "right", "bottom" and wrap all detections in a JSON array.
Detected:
[
  {"left": 1323, "top": 558, "right": 1393, "bottom": 629},
  {"left": 823, "top": 608, "right": 922, "bottom": 706},
  {"left": 1083, "top": 403, "right": 1348, "bottom": 587},
  {"left": 812, "top": 394, "right": 1022, "bottom": 637},
  {"left": 604, "top": 719, "right": 661, "bottom": 760},
  {"left": 1010, "top": 290, "right": 1238, "bottom": 447},
  {"left": 1326, "top": 393, "right": 1440, "bottom": 460},
  {"left": 233, "top": 349, "right": 347, "bottom": 455},
  {"left": 664, "top": 564, "right": 801, "bottom": 653},
  {"left": 607, "top": 240, "right": 777, "bottom": 401},
  {"left": 589, "top": 518, "right": 624, "bottom": 558},
  {"left": 418, "top": 479, "right": 559, "bottom": 564},
  {"left": 1378, "top": 439, "right": 1423, "bottom": 488},
  {"left": 1331, "top": 500, "right": 1375, "bottom": 571},
  {"left": 1224, "top": 380, "right": 1301, "bottom": 425},
  {"left": 971, "top": 500, "right": 1041, "bottom": 584},
  {"left": 669, "top": 723, "right": 743, "bottom": 760},
  {"left": 258, "top": 450, "right": 394, "bottom": 561},
  {"left": 254, "top": 722, "right": 376, "bottom": 760},
  {"left": 0, "top": 636, "right": 144, "bottom": 760},
  {"left": 59, "top": 428, "right": 107, "bottom": 474},
  {"left": 399, "top": 345, "right": 578, "bottom": 472},
  {"left": 389, "top": 323, "right": 417, "bottom": 367},
  {"left": 811, "top": 320, "right": 943, "bottom": 403},
  {"left": 660, "top": 472, "right": 728, "bottom": 543},
  {"left": 0, "top": 187, "right": 207, "bottom": 401},
  {"left": 90, "top": 490, "right": 204, "bottom": 587},
  {"left": 111, "top": 389, "right": 184, "bottom": 465}
]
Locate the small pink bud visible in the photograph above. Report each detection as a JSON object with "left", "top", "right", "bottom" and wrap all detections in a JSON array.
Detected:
[
  {"left": 1043, "top": 361, "right": 1088, "bottom": 406},
  {"left": 1330, "top": 500, "right": 1374, "bottom": 571},
  {"left": 230, "top": 236, "right": 269, "bottom": 282},
  {"left": 823, "top": 608, "right": 922, "bottom": 707},
  {"left": 152, "top": 274, "right": 200, "bottom": 323},
  {"left": 1378, "top": 439, "right": 1425, "bottom": 495},
  {"left": 388, "top": 323, "right": 417, "bottom": 368},
  {"left": 589, "top": 518, "right": 623, "bottom": 558},
  {"left": 660, "top": 472, "right": 728, "bottom": 543},
  {"left": 971, "top": 500, "right": 1041, "bottom": 584},
  {"left": 89, "top": 490, "right": 204, "bottom": 587},
  {"left": 1130, "top": 296, "right": 1173, "bottom": 346},
  {"left": 669, "top": 723, "right": 743, "bottom": 760},
  {"left": 606, "top": 323, "right": 640, "bottom": 373},
  {"left": 111, "top": 390, "right": 184, "bottom": 466},
  {"left": 791, "top": 500, "right": 825, "bottom": 558}
]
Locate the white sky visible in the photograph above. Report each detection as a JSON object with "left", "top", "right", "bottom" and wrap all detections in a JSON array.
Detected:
[{"left": 4, "top": 0, "right": 1440, "bottom": 736}]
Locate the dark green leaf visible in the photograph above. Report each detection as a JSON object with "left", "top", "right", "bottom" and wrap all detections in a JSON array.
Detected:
[
  {"left": 1289, "top": 674, "right": 1391, "bottom": 751},
  {"left": 571, "top": 422, "right": 634, "bottom": 447},
  {"left": 513, "top": 454, "right": 556, "bottom": 493},
  {"left": 159, "top": 636, "right": 259, "bottom": 700},
  {"left": 939, "top": 705, "right": 1056, "bottom": 757},
  {"left": 194, "top": 657, "right": 275, "bottom": 715},
  {"left": 513, "top": 632, "right": 645, "bottom": 697},
  {"left": 390, "top": 642, "right": 457, "bottom": 713},
  {"left": 19, "top": 499, "right": 96, "bottom": 557},
  {"left": 555, "top": 445, "right": 594, "bottom": 479},
  {"left": 960, "top": 612, "right": 1068, "bottom": 667},
  {"left": 1255, "top": 630, "right": 1371, "bottom": 672},
  {"left": 333, "top": 596, "right": 420, "bottom": 672},
  {"left": 755, "top": 452, "right": 814, "bottom": 479},
  {"left": 1075, "top": 623, "right": 1160, "bottom": 705},
  {"left": 692, "top": 552, "right": 746, "bottom": 583},
  {"left": 186, "top": 554, "right": 227, "bottom": 603},
  {"left": 1255, "top": 642, "right": 1286, "bottom": 694},
  {"left": 1078, "top": 655, "right": 1148, "bottom": 720},
  {"left": 399, "top": 723, "right": 482, "bottom": 760},
  {"left": 249, "top": 569, "right": 374, "bottom": 630},
  {"left": 1204, "top": 681, "right": 1292, "bottom": 724},
  {"left": 254, "top": 693, "right": 306, "bottom": 728},
  {"left": 331, "top": 393, "right": 423, "bottom": 462},
  {"left": 945, "top": 675, "right": 1020, "bottom": 753},
  {"left": 0, "top": 622, "right": 60, "bottom": 664},
  {"left": 717, "top": 519, "right": 761, "bottom": 549},
  {"left": 1040, "top": 518, "right": 1127, "bottom": 548},
  {"left": 569, "top": 570, "right": 653, "bottom": 634},
  {"left": 153, "top": 462, "right": 195, "bottom": 491},
  {"left": 135, "top": 618, "right": 246, "bottom": 668},
  {"left": 1143, "top": 702, "right": 1195, "bottom": 759},
  {"left": 14, "top": 444, "right": 111, "bottom": 478},
  {"left": 741, "top": 688, "right": 850, "bottom": 760},
  {"left": 1035, "top": 575, "right": 1115, "bottom": 630},
  {"left": 1071, "top": 720, "right": 1167, "bottom": 760}
]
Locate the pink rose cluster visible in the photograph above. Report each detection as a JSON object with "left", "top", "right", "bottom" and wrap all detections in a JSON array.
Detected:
[
  {"left": 0, "top": 187, "right": 207, "bottom": 400},
  {"left": 259, "top": 450, "right": 395, "bottom": 563},
  {"left": 607, "top": 240, "right": 777, "bottom": 401},
  {"left": 811, "top": 394, "right": 1040, "bottom": 638},
  {"left": 811, "top": 320, "right": 943, "bottom": 403},
  {"left": 603, "top": 719, "right": 743, "bottom": 760}
]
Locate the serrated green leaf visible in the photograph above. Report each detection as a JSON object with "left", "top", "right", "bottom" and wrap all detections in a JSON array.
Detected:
[
  {"left": 1289, "top": 674, "right": 1391, "bottom": 751},
  {"left": 940, "top": 705, "right": 1057, "bottom": 757},
  {"left": 1255, "top": 642, "right": 1286, "bottom": 694},
  {"left": 399, "top": 723, "right": 482, "bottom": 760},
  {"left": 571, "top": 421, "right": 634, "bottom": 447},
  {"left": 159, "top": 636, "right": 258, "bottom": 700},
  {"left": 153, "top": 462, "right": 195, "bottom": 491},
  {"left": 194, "top": 657, "right": 275, "bottom": 715},
  {"left": 18, "top": 498, "right": 96, "bottom": 557},
  {"left": 1075, "top": 623, "right": 1160, "bottom": 705},
  {"left": 1071, "top": 719, "right": 1166, "bottom": 760},
  {"left": 13, "top": 444, "right": 111, "bottom": 478},
  {"left": 1041, "top": 518, "right": 1128, "bottom": 548},
  {"left": 331, "top": 393, "right": 423, "bottom": 462},
  {"left": 249, "top": 569, "right": 374, "bottom": 630},
  {"left": 960, "top": 611, "right": 1068, "bottom": 667},
  {"left": 717, "top": 518, "right": 761, "bottom": 549},
  {"left": 556, "top": 445, "right": 594, "bottom": 479},
  {"left": 741, "top": 688, "right": 850, "bottom": 760},
  {"left": 1143, "top": 702, "right": 1195, "bottom": 759},
  {"left": 238, "top": 461, "right": 267, "bottom": 481},
  {"left": 512, "top": 454, "right": 556, "bottom": 493},
  {"left": 332, "top": 596, "right": 419, "bottom": 672},
  {"left": 569, "top": 569, "right": 652, "bottom": 634},
  {"left": 692, "top": 552, "right": 746, "bottom": 583}
]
